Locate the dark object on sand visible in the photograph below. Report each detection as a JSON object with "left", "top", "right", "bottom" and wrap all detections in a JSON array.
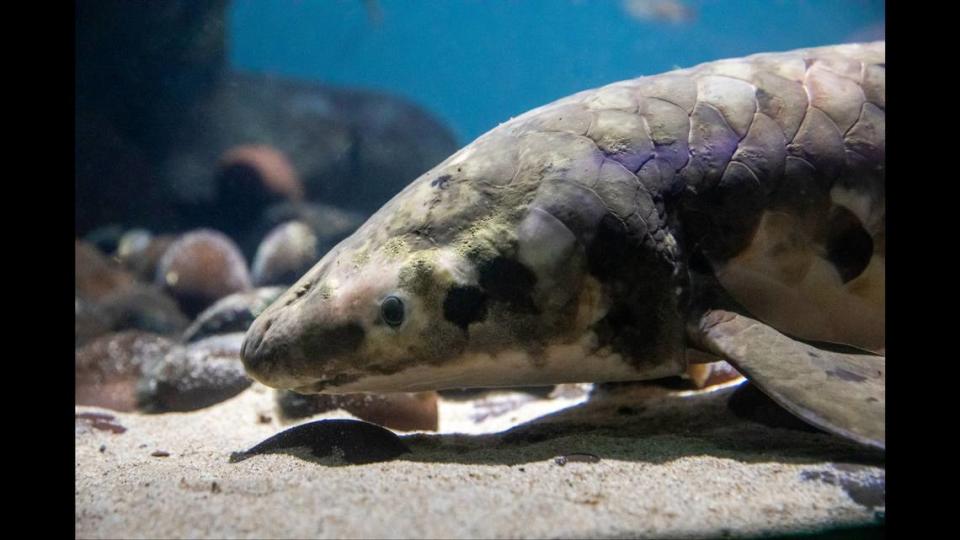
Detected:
[
  {"left": 75, "top": 412, "right": 128, "bottom": 435},
  {"left": 229, "top": 419, "right": 411, "bottom": 465},
  {"left": 554, "top": 453, "right": 601, "bottom": 466}
]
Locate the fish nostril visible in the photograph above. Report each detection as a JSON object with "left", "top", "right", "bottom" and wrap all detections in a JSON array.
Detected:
[
  {"left": 242, "top": 315, "right": 275, "bottom": 371},
  {"left": 285, "top": 281, "right": 312, "bottom": 307},
  {"left": 253, "top": 318, "right": 274, "bottom": 356}
]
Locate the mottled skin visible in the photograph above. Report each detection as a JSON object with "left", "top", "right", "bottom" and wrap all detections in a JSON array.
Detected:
[{"left": 242, "top": 43, "right": 885, "bottom": 409}]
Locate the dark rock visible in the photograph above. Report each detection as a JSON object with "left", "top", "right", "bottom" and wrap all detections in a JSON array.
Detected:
[
  {"left": 342, "top": 87, "right": 460, "bottom": 213},
  {"left": 99, "top": 284, "right": 190, "bottom": 336},
  {"left": 77, "top": 330, "right": 252, "bottom": 414},
  {"left": 75, "top": 1, "right": 454, "bottom": 238},
  {"left": 75, "top": 331, "right": 177, "bottom": 412},
  {"left": 210, "top": 145, "right": 305, "bottom": 236},
  {"left": 252, "top": 221, "right": 320, "bottom": 287},
  {"left": 182, "top": 287, "right": 285, "bottom": 343},
  {"left": 253, "top": 201, "right": 364, "bottom": 257},
  {"left": 138, "top": 333, "right": 252, "bottom": 413},
  {"left": 76, "top": 297, "right": 114, "bottom": 347},
  {"left": 155, "top": 230, "right": 252, "bottom": 317},
  {"left": 162, "top": 71, "right": 458, "bottom": 219},
  {"left": 277, "top": 391, "right": 439, "bottom": 432}
]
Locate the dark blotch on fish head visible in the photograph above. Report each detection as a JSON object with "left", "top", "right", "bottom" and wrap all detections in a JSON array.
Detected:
[
  {"left": 241, "top": 228, "right": 490, "bottom": 393},
  {"left": 442, "top": 286, "right": 487, "bottom": 330},
  {"left": 478, "top": 257, "right": 539, "bottom": 314}
]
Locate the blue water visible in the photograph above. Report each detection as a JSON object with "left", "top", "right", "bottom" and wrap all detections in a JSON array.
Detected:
[{"left": 230, "top": 0, "right": 884, "bottom": 144}]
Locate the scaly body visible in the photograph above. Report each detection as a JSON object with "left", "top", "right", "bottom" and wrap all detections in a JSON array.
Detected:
[{"left": 241, "top": 42, "right": 885, "bottom": 446}]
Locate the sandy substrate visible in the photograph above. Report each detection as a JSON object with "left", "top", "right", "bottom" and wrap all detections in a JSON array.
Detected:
[{"left": 76, "top": 382, "right": 884, "bottom": 539}]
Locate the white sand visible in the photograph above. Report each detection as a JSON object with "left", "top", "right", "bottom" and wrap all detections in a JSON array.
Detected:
[{"left": 76, "top": 382, "right": 884, "bottom": 539}]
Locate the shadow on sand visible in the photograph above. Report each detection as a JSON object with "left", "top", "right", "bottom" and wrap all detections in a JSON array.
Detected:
[
  {"left": 240, "top": 381, "right": 884, "bottom": 469},
  {"left": 398, "top": 382, "right": 885, "bottom": 468}
]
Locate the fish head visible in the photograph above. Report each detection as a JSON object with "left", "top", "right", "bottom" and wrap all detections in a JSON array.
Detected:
[{"left": 242, "top": 130, "right": 688, "bottom": 394}]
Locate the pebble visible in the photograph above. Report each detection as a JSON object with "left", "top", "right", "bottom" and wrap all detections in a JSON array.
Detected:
[
  {"left": 554, "top": 453, "right": 601, "bottom": 466},
  {"left": 137, "top": 333, "right": 252, "bottom": 413},
  {"left": 75, "top": 331, "right": 177, "bottom": 412},
  {"left": 98, "top": 283, "right": 190, "bottom": 336},
  {"left": 155, "top": 229, "right": 252, "bottom": 317},
  {"left": 256, "top": 201, "right": 364, "bottom": 256},
  {"left": 251, "top": 221, "right": 320, "bottom": 286},
  {"left": 181, "top": 287, "right": 284, "bottom": 343},
  {"left": 76, "top": 412, "right": 128, "bottom": 434}
]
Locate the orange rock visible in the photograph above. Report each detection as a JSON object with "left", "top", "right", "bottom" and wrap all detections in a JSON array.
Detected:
[
  {"left": 217, "top": 144, "right": 303, "bottom": 203},
  {"left": 278, "top": 391, "right": 439, "bottom": 432}
]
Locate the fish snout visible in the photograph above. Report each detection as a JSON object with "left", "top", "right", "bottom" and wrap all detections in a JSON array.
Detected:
[
  {"left": 241, "top": 306, "right": 367, "bottom": 390},
  {"left": 241, "top": 312, "right": 293, "bottom": 388}
]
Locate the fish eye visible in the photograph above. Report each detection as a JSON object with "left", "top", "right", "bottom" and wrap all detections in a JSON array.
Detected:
[{"left": 380, "top": 295, "right": 405, "bottom": 328}]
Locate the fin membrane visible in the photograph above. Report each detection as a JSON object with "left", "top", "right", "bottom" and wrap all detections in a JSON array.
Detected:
[{"left": 692, "top": 310, "right": 884, "bottom": 450}]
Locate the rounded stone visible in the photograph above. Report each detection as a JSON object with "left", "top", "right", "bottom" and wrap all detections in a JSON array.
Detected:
[{"left": 155, "top": 229, "right": 252, "bottom": 318}]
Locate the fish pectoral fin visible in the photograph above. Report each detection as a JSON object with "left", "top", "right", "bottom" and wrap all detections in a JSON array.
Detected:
[{"left": 690, "top": 309, "right": 885, "bottom": 450}]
